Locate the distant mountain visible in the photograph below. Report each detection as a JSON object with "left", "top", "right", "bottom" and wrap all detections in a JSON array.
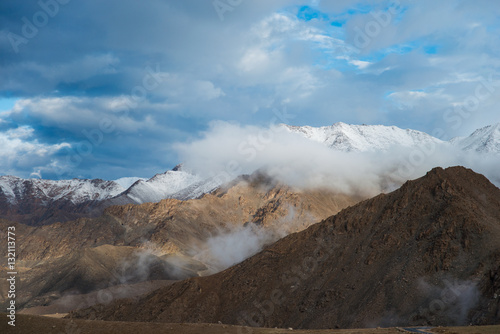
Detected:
[
  {"left": 0, "top": 166, "right": 223, "bottom": 225},
  {"left": 74, "top": 166, "right": 500, "bottom": 328},
  {"left": 108, "top": 167, "right": 221, "bottom": 205},
  {"left": 450, "top": 123, "right": 500, "bottom": 153},
  {"left": 114, "top": 177, "right": 146, "bottom": 189},
  {"left": 0, "top": 176, "right": 124, "bottom": 205},
  {"left": 281, "top": 122, "right": 445, "bottom": 152},
  {"left": 0, "top": 176, "right": 125, "bottom": 225},
  {"left": 283, "top": 122, "right": 500, "bottom": 155}
]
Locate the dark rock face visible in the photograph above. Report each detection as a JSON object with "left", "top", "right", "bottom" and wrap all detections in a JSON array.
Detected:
[{"left": 70, "top": 167, "right": 500, "bottom": 328}]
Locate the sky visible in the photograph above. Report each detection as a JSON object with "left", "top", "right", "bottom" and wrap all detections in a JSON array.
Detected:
[{"left": 1, "top": 0, "right": 500, "bottom": 180}]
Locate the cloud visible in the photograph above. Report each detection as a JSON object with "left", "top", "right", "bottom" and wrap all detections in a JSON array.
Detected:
[
  {"left": 415, "top": 277, "right": 480, "bottom": 325},
  {"left": 0, "top": 96, "right": 195, "bottom": 179},
  {"left": 6, "top": 97, "right": 157, "bottom": 134},
  {"left": 0, "top": 126, "right": 70, "bottom": 176},
  {"left": 192, "top": 224, "right": 278, "bottom": 274},
  {"left": 1, "top": 0, "right": 500, "bottom": 179},
  {"left": 187, "top": 204, "right": 313, "bottom": 275},
  {"left": 0, "top": 54, "right": 120, "bottom": 95},
  {"left": 175, "top": 121, "right": 500, "bottom": 196}
]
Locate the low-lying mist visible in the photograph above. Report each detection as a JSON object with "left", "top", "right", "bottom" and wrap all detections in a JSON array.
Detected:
[
  {"left": 414, "top": 277, "right": 481, "bottom": 325},
  {"left": 191, "top": 224, "right": 278, "bottom": 274},
  {"left": 174, "top": 121, "right": 500, "bottom": 197},
  {"left": 115, "top": 205, "right": 314, "bottom": 281},
  {"left": 188, "top": 205, "right": 313, "bottom": 275}
]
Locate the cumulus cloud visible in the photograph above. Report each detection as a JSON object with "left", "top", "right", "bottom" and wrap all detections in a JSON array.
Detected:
[
  {"left": 0, "top": 126, "right": 70, "bottom": 176},
  {"left": 7, "top": 97, "right": 158, "bottom": 133}
]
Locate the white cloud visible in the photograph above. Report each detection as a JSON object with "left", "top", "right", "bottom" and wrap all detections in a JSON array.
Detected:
[
  {"left": 239, "top": 47, "right": 274, "bottom": 73},
  {"left": 6, "top": 97, "right": 158, "bottom": 134},
  {"left": 176, "top": 122, "right": 500, "bottom": 197},
  {"left": 0, "top": 126, "right": 70, "bottom": 177},
  {"left": 349, "top": 59, "right": 372, "bottom": 69},
  {"left": 192, "top": 80, "right": 226, "bottom": 100},
  {"left": 387, "top": 90, "right": 433, "bottom": 109},
  {"left": 156, "top": 73, "right": 226, "bottom": 102},
  {"left": 2, "top": 0, "right": 500, "bottom": 179}
]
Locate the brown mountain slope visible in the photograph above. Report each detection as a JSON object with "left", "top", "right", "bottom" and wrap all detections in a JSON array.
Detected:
[
  {"left": 6, "top": 244, "right": 198, "bottom": 310},
  {"left": 0, "top": 174, "right": 360, "bottom": 263},
  {"left": 71, "top": 166, "right": 500, "bottom": 328},
  {"left": 0, "top": 173, "right": 362, "bottom": 312},
  {"left": 6, "top": 314, "right": 500, "bottom": 334}
]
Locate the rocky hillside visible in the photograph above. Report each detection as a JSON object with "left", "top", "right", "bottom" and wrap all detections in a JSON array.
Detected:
[
  {"left": 71, "top": 166, "right": 500, "bottom": 328},
  {"left": 0, "top": 173, "right": 362, "bottom": 312}
]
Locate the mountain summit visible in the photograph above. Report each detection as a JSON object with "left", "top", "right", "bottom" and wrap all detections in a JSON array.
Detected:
[
  {"left": 281, "top": 122, "right": 444, "bottom": 152},
  {"left": 72, "top": 166, "right": 500, "bottom": 328},
  {"left": 451, "top": 123, "right": 500, "bottom": 153}
]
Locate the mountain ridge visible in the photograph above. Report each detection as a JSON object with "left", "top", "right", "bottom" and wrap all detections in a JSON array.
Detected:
[
  {"left": 281, "top": 122, "right": 445, "bottom": 152},
  {"left": 70, "top": 166, "right": 500, "bottom": 328},
  {"left": 0, "top": 172, "right": 363, "bottom": 313},
  {"left": 450, "top": 123, "right": 500, "bottom": 153},
  {"left": 2, "top": 123, "right": 499, "bottom": 225}
]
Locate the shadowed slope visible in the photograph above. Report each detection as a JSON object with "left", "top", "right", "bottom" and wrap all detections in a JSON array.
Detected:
[{"left": 71, "top": 167, "right": 500, "bottom": 328}]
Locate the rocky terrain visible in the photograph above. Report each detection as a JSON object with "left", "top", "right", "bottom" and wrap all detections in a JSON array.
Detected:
[
  {"left": 0, "top": 173, "right": 361, "bottom": 312},
  {"left": 70, "top": 167, "right": 500, "bottom": 328},
  {"left": 3, "top": 314, "right": 500, "bottom": 334},
  {"left": 6, "top": 314, "right": 500, "bottom": 334}
]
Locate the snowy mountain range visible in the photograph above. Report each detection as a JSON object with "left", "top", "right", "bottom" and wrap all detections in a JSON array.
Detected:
[
  {"left": 0, "top": 167, "right": 215, "bottom": 207},
  {"left": 281, "top": 122, "right": 445, "bottom": 152},
  {"left": 0, "top": 176, "right": 124, "bottom": 206},
  {"left": 107, "top": 165, "right": 221, "bottom": 205},
  {"left": 449, "top": 123, "right": 500, "bottom": 153},
  {"left": 1, "top": 122, "right": 499, "bottom": 225},
  {"left": 282, "top": 122, "right": 500, "bottom": 153}
]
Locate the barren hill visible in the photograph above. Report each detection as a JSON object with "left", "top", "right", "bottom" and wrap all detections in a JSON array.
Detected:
[
  {"left": 71, "top": 166, "right": 500, "bottom": 328},
  {"left": 0, "top": 173, "right": 361, "bottom": 312}
]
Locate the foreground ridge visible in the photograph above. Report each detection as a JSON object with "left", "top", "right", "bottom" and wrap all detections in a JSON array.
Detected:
[{"left": 70, "top": 166, "right": 500, "bottom": 329}]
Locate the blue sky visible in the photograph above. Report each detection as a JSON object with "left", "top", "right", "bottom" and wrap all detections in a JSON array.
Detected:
[{"left": 1, "top": 0, "right": 499, "bottom": 180}]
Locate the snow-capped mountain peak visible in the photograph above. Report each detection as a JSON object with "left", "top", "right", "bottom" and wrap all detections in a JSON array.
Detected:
[
  {"left": 0, "top": 176, "right": 125, "bottom": 205},
  {"left": 451, "top": 123, "right": 500, "bottom": 154},
  {"left": 282, "top": 122, "right": 444, "bottom": 152},
  {"left": 114, "top": 177, "right": 146, "bottom": 189},
  {"left": 114, "top": 165, "right": 222, "bottom": 204},
  {"left": 121, "top": 169, "right": 204, "bottom": 204},
  {"left": 2, "top": 122, "right": 499, "bottom": 225}
]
